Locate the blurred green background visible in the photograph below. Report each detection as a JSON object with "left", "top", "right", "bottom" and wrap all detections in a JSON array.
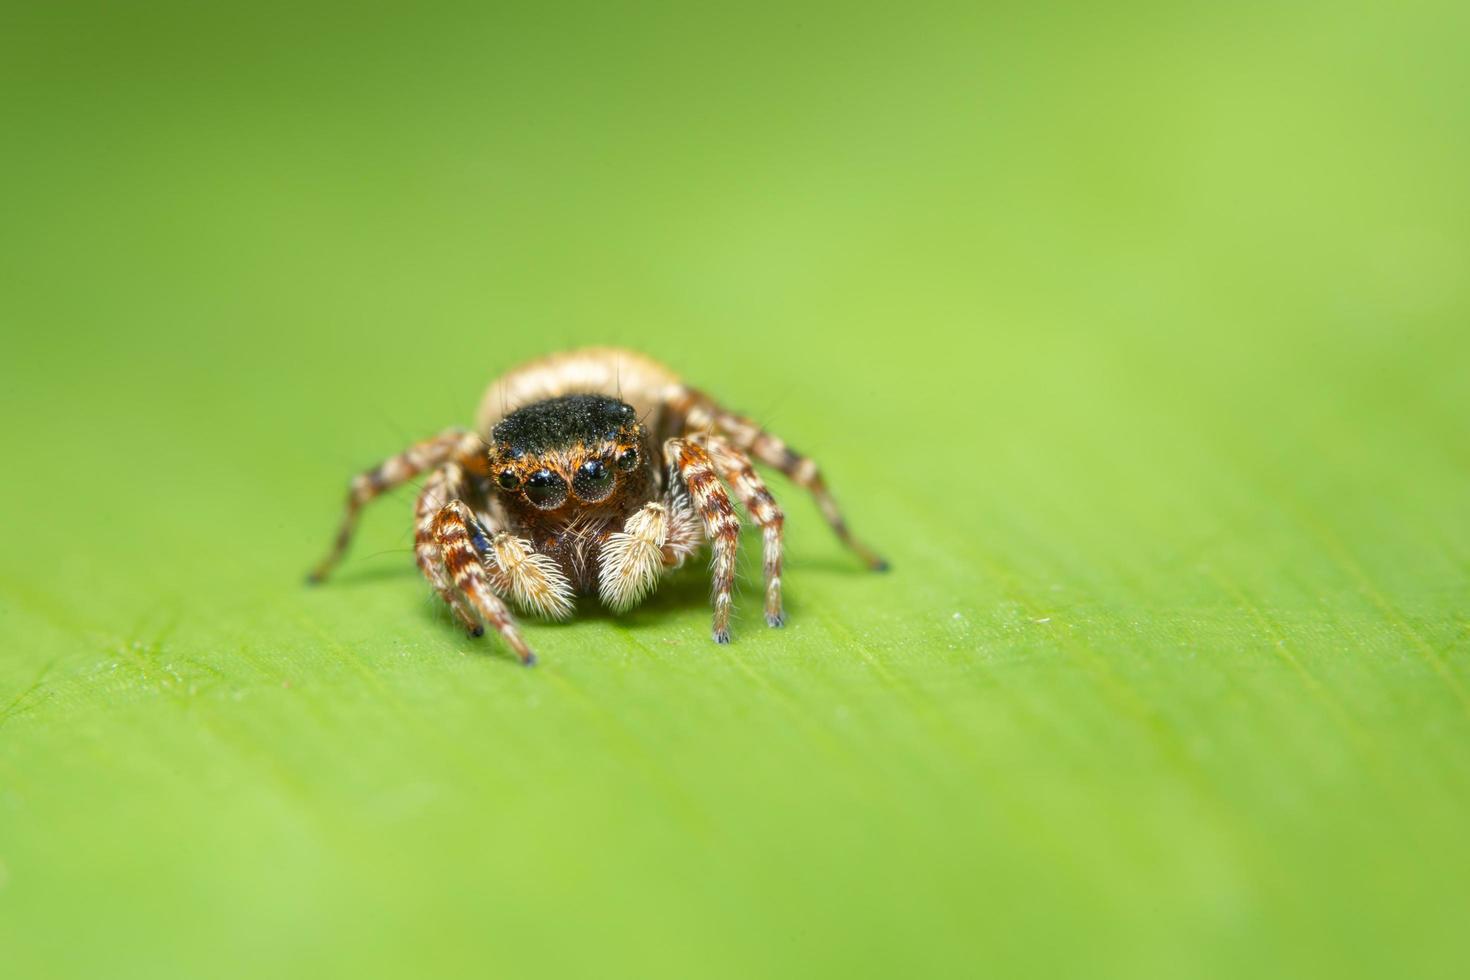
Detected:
[{"left": 3, "top": 2, "right": 1468, "bottom": 977}]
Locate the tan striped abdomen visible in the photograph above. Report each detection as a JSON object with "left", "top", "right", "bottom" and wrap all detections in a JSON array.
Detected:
[{"left": 475, "top": 347, "right": 685, "bottom": 437}]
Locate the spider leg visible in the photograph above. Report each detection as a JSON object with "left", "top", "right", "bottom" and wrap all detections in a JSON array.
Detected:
[
  {"left": 431, "top": 499, "right": 536, "bottom": 665},
  {"left": 690, "top": 434, "right": 786, "bottom": 627},
  {"left": 414, "top": 463, "right": 481, "bottom": 633},
  {"left": 672, "top": 390, "right": 888, "bottom": 571},
  {"left": 308, "top": 427, "right": 486, "bottom": 583},
  {"left": 665, "top": 437, "right": 741, "bottom": 644}
]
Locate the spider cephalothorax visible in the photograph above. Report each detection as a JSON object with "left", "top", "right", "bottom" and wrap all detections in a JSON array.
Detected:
[
  {"left": 487, "top": 394, "right": 660, "bottom": 591},
  {"left": 309, "top": 348, "right": 885, "bottom": 665},
  {"left": 490, "top": 395, "right": 652, "bottom": 513}
]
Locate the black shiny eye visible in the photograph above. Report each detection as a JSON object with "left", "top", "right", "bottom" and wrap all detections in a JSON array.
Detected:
[
  {"left": 573, "top": 458, "right": 614, "bottom": 502},
  {"left": 616, "top": 447, "right": 639, "bottom": 472},
  {"left": 523, "top": 469, "right": 568, "bottom": 509},
  {"left": 497, "top": 470, "right": 519, "bottom": 490}
]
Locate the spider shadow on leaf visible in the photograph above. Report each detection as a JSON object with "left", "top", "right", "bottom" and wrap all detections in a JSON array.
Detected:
[
  {"left": 586, "top": 562, "right": 717, "bottom": 631},
  {"left": 320, "top": 559, "right": 420, "bottom": 587},
  {"left": 783, "top": 554, "right": 883, "bottom": 577},
  {"left": 412, "top": 544, "right": 815, "bottom": 644}
]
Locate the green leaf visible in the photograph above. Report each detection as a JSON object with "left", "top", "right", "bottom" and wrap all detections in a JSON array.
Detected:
[{"left": 3, "top": 2, "right": 1469, "bottom": 978}]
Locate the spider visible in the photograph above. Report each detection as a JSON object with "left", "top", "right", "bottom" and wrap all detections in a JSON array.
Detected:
[{"left": 307, "top": 347, "right": 886, "bottom": 664}]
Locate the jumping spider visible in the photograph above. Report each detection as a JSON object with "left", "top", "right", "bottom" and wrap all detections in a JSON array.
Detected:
[{"left": 308, "top": 348, "right": 886, "bottom": 664}]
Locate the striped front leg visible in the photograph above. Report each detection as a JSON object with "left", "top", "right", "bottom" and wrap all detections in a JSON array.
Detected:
[
  {"left": 430, "top": 500, "right": 536, "bottom": 665},
  {"left": 414, "top": 463, "right": 481, "bottom": 634},
  {"left": 666, "top": 437, "right": 742, "bottom": 644}
]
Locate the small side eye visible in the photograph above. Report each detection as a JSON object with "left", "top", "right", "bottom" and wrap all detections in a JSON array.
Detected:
[
  {"left": 497, "top": 470, "right": 519, "bottom": 490},
  {"left": 616, "top": 447, "right": 639, "bottom": 471}
]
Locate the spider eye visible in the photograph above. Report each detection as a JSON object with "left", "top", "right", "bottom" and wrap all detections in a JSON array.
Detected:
[
  {"left": 573, "top": 458, "right": 614, "bottom": 502},
  {"left": 523, "top": 469, "right": 567, "bottom": 509},
  {"left": 616, "top": 447, "right": 639, "bottom": 472},
  {"left": 496, "top": 470, "right": 519, "bottom": 490}
]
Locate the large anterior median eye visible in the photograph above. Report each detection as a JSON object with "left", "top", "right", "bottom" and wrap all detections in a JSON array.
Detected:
[
  {"left": 572, "top": 459, "right": 614, "bottom": 502},
  {"left": 523, "top": 469, "right": 568, "bottom": 509}
]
